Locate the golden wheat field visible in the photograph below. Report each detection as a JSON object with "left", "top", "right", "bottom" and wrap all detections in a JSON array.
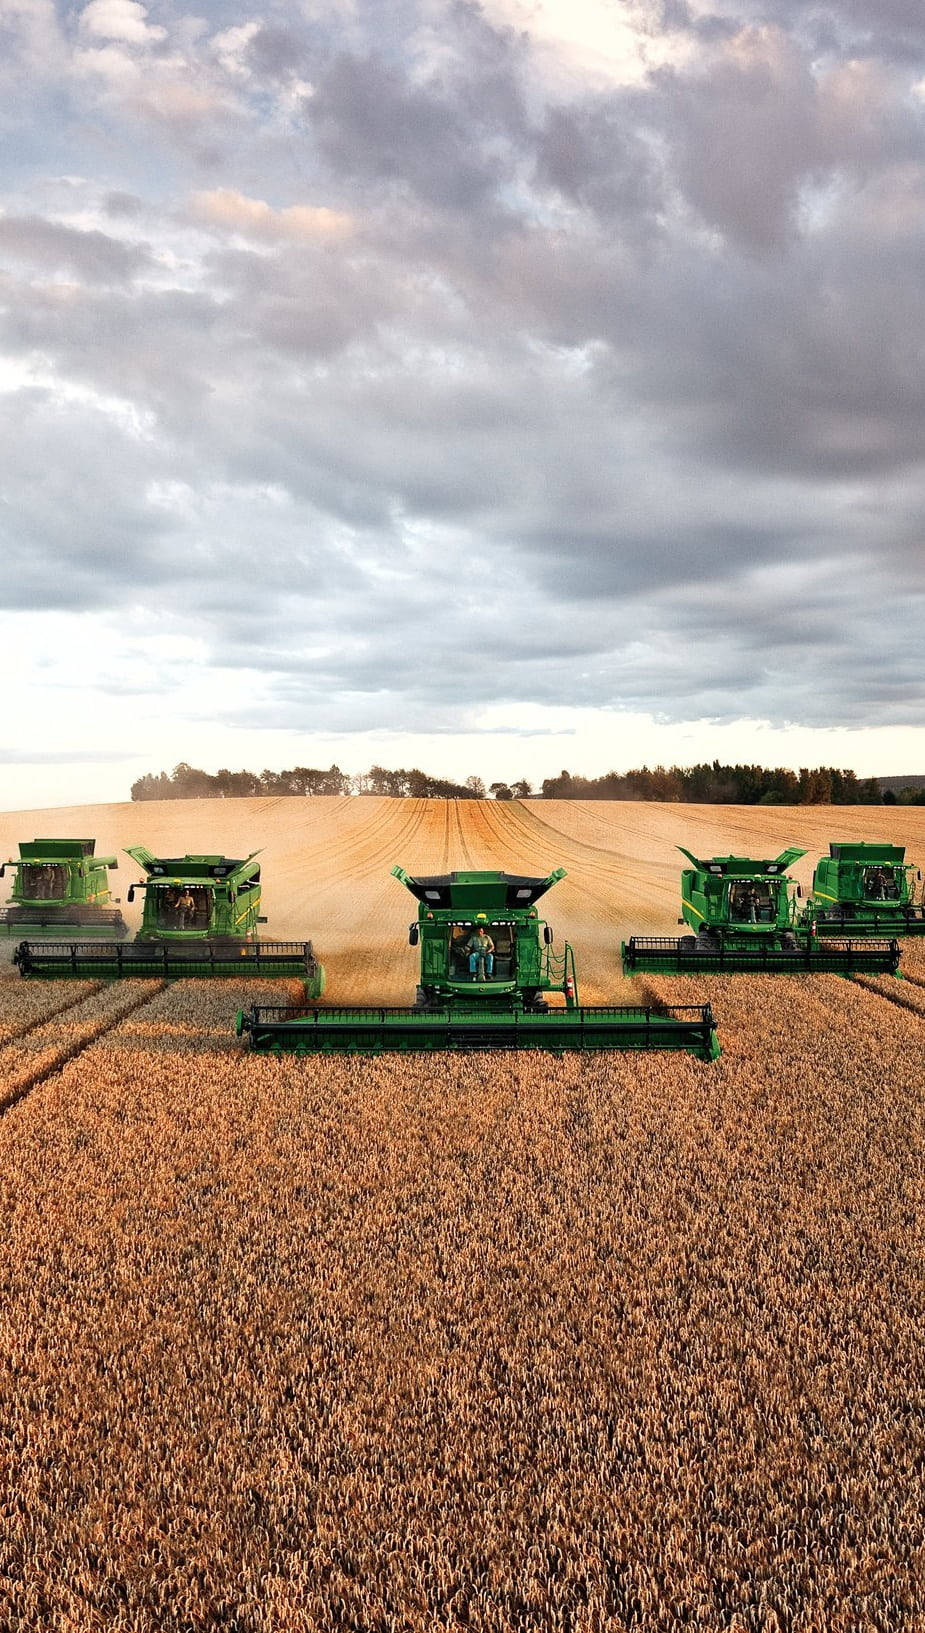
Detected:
[
  {"left": 1, "top": 798, "right": 924, "bottom": 1630},
  {"left": 3, "top": 794, "right": 925, "bottom": 1000}
]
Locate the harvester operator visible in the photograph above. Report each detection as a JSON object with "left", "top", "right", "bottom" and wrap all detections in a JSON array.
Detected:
[
  {"left": 175, "top": 887, "right": 196, "bottom": 930},
  {"left": 868, "top": 868, "right": 896, "bottom": 901},
  {"left": 464, "top": 925, "right": 495, "bottom": 980},
  {"left": 737, "top": 884, "right": 759, "bottom": 924}
]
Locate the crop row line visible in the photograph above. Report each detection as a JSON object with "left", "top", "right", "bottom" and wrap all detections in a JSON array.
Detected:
[{"left": 0, "top": 981, "right": 166, "bottom": 1115}]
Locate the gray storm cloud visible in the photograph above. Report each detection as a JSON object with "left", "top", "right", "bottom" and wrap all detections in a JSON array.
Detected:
[{"left": 0, "top": 0, "right": 923, "bottom": 740}]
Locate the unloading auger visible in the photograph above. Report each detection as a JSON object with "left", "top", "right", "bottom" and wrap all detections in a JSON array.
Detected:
[
  {"left": 236, "top": 865, "right": 720, "bottom": 1058},
  {"left": 803, "top": 842, "right": 925, "bottom": 938},
  {"left": 13, "top": 847, "right": 324, "bottom": 988},
  {"left": 1, "top": 839, "right": 127, "bottom": 937},
  {"left": 622, "top": 847, "right": 901, "bottom": 976}
]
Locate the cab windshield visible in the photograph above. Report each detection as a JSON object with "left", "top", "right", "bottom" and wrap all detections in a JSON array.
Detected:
[
  {"left": 449, "top": 922, "right": 515, "bottom": 982},
  {"left": 727, "top": 880, "right": 777, "bottom": 924},
  {"left": 21, "top": 863, "right": 68, "bottom": 900},
  {"left": 151, "top": 884, "right": 212, "bottom": 932},
  {"left": 862, "top": 867, "right": 900, "bottom": 901}
]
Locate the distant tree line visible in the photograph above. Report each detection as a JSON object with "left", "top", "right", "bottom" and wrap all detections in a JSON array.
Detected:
[
  {"left": 131, "top": 762, "right": 505, "bottom": 801},
  {"left": 130, "top": 759, "right": 923, "bottom": 803},
  {"left": 539, "top": 763, "right": 898, "bottom": 804}
]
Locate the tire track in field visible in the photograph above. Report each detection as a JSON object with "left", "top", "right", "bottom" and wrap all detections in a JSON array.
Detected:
[
  {"left": 439, "top": 798, "right": 452, "bottom": 872},
  {"left": 499, "top": 800, "right": 637, "bottom": 891},
  {"left": 310, "top": 802, "right": 446, "bottom": 1004},
  {"left": 0, "top": 980, "right": 104, "bottom": 1050},
  {"left": 265, "top": 799, "right": 425, "bottom": 904},
  {"left": 507, "top": 801, "right": 708, "bottom": 916},
  {"left": 317, "top": 800, "right": 427, "bottom": 878},
  {"left": 473, "top": 800, "right": 626, "bottom": 925},
  {"left": 495, "top": 800, "right": 683, "bottom": 947},
  {"left": 283, "top": 798, "right": 422, "bottom": 879},
  {"left": 507, "top": 800, "right": 641, "bottom": 865},
  {"left": 0, "top": 981, "right": 166, "bottom": 1113},
  {"left": 266, "top": 800, "right": 434, "bottom": 940},
  {"left": 851, "top": 974, "right": 925, "bottom": 1023},
  {"left": 450, "top": 800, "right": 475, "bottom": 869}
]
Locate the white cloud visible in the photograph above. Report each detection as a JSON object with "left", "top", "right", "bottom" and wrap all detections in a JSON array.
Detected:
[
  {"left": 79, "top": 0, "right": 166, "bottom": 45},
  {"left": 189, "top": 188, "right": 353, "bottom": 242},
  {"left": 210, "top": 19, "right": 261, "bottom": 79},
  {"left": 72, "top": 42, "right": 142, "bottom": 84},
  {"left": 479, "top": 0, "right": 695, "bottom": 92}
]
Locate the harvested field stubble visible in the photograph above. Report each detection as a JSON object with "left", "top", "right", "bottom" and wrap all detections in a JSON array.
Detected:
[{"left": 0, "top": 978, "right": 923, "bottom": 1629}]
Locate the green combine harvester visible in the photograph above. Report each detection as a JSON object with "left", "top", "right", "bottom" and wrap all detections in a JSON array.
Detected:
[
  {"left": 236, "top": 865, "right": 720, "bottom": 1058},
  {"left": 622, "top": 847, "right": 901, "bottom": 975},
  {"left": 13, "top": 847, "right": 324, "bottom": 987},
  {"left": 1, "top": 839, "right": 126, "bottom": 937},
  {"left": 804, "top": 842, "right": 925, "bottom": 937}
]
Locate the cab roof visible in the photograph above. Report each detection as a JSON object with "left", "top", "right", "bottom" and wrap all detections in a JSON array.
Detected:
[
  {"left": 18, "top": 839, "right": 96, "bottom": 859},
  {"left": 827, "top": 842, "right": 905, "bottom": 862},
  {"left": 678, "top": 846, "right": 806, "bottom": 877},
  {"left": 124, "top": 846, "right": 262, "bottom": 883},
  {"left": 392, "top": 865, "right": 566, "bottom": 910}
]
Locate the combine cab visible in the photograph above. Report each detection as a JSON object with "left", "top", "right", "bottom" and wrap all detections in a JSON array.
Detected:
[
  {"left": 14, "top": 848, "right": 324, "bottom": 989},
  {"left": 1, "top": 840, "right": 126, "bottom": 937},
  {"left": 237, "top": 865, "right": 720, "bottom": 1058},
  {"left": 622, "top": 847, "right": 901, "bottom": 976},
  {"left": 806, "top": 842, "right": 925, "bottom": 937}
]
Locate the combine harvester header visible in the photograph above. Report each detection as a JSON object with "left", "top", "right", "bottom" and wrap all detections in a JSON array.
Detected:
[
  {"left": 14, "top": 848, "right": 323, "bottom": 987},
  {"left": 806, "top": 842, "right": 925, "bottom": 937},
  {"left": 237, "top": 865, "right": 720, "bottom": 1058},
  {"left": 1, "top": 839, "right": 126, "bottom": 937},
  {"left": 623, "top": 847, "right": 900, "bottom": 975}
]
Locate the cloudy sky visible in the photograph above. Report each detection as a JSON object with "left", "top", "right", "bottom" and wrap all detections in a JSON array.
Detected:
[{"left": 2, "top": 0, "right": 924, "bottom": 806}]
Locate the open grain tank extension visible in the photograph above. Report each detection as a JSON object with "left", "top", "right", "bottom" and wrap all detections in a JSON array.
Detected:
[
  {"left": 237, "top": 865, "right": 720, "bottom": 1058},
  {"left": 805, "top": 842, "right": 925, "bottom": 937},
  {"left": 13, "top": 847, "right": 324, "bottom": 988},
  {"left": 1, "top": 840, "right": 126, "bottom": 937},
  {"left": 622, "top": 847, "right": 901, "bottom": 976}
]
